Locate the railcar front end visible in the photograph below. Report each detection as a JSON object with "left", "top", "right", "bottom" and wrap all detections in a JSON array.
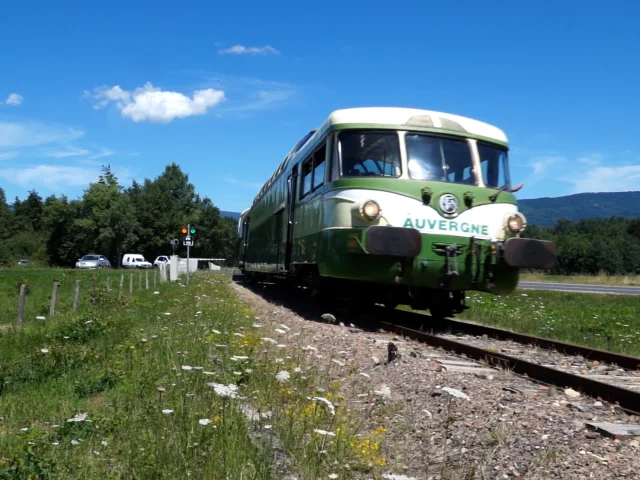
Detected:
[{"left": 238, "top": 108, "right": 557, "bottom": 318}]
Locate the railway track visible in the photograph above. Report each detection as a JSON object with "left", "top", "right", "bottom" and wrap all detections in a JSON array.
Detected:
[
  {"left": 232, "top": 274, "right": 640, "bottom": 419},
  {"left": 359, "top": 306, "right": 640, "bottom": 416}
]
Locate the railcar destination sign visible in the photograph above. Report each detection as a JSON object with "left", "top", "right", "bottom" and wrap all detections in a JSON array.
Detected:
[{"left": 402, "top": 217, "right": 490, "bottom": 236}]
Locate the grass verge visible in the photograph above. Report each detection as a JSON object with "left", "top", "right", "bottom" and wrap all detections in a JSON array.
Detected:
[
  {"left": 519, "top": 271, "right": 640, "bottom": 286},
  {"left": 452, "top": 290, "right": 640, "bottom": 356},
  {"left": 0, "top": 268, "right": 160, "bottom": 325},
  {"left": 0, "top": 271, "right": 391, "bottom": 479}
]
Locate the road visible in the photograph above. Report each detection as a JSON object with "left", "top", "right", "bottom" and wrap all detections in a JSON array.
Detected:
[{"left": 517, "top": 281, "right": 640, "bottom": 296}]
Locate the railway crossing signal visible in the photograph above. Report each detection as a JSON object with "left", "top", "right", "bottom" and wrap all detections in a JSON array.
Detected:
[{"left": 179, "top": 224, "right": 195, "bottom": 286}]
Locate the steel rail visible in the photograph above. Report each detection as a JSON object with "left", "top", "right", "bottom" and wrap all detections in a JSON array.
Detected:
[
  {"left": 377, "top": 320, "right": 640, "bottom": 416},
  {"left": 379, "top": 307, "right": 640, "bottom": 371}
]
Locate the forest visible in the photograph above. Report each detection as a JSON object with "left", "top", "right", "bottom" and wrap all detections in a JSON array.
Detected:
[
  {"left": 524, "top": 217, "right": 640, "bottom": 275},
  {"left": 0, "top": 163, "right": 238, "bottom": 268},
  {"left": 1, "top": 163, "right": 639, "bottom": 275}
]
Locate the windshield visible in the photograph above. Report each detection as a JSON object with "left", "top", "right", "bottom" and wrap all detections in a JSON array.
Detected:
[
  {"left": 405, "top": 134, "right": 475, "bottom": 184},
  {"left": 339, "top": 131, "right": 401, "bottom": 177},
  {"left": 82, "top": 255, "right": 99, "bottom": 261},
  {"left": 477, "top": 142, "right": 510, "bottom": 189}
]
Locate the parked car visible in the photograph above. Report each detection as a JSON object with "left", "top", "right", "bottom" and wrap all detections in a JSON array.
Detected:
[
  {"left": 154, "top": 255, "right": 171, "bottom": 268},
  {"left": 121, "top": 253, "right": 153, "bottom": 269},
  {"left": 75, "top": 254, "right": 111, "bottom": 269},
  {"left": 17, "top": 259, "right": 30, "bottom": 266}
]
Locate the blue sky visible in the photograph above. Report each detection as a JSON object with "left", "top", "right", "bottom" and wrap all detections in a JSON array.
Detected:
[{"left": 1, "top": 0, "right": 639, "bottom": 212}]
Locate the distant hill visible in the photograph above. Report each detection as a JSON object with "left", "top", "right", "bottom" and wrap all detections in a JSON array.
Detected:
[
  {"left": 519, "top": 191, "right": 640, "bottom": 227},
  {"left": 221, "top": 210, "right": 241, "bottom": 220}
]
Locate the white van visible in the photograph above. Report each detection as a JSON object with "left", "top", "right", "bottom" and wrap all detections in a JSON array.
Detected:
[{"left": 121, "top": 253, "right": 153, "bottom": 269}]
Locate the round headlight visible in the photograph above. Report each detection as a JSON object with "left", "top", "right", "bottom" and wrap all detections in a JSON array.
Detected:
[
  {"left": 361, "top": 200, "right": 381, "bottom": 220},
  {"left": 507, "top": 214, "right": 524, "bottom": 233}
]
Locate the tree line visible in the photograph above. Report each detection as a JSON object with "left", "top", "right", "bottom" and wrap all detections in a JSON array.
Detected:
[
  {"left": 1, "top": 164, "right": 639, "bottom": 276},
  {"left": 524, "top": 216, "right": 640, "bottom": 275},
  {"left": 0, "top": 163, "right": 238, "bottom": 268}
]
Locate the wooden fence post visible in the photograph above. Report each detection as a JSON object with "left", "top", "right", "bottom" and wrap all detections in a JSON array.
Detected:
[
  {"left": 72, "top": 280, "right": 81, "bottom": 312},
  {"left": 17, "top": 284, "right": 26, "bottom": 327},
  {"left": 49, "top": 282, "right": 60, "bottom": 317},
  {"left": 145, "top": 271, "right": 149, "bottom": 290},
  {"left": 119, "top": 275, "right": 124, "bottom": 298},
  {"left": 153, "top": 269, "right": 158, "bottom": 289},
  {"left": 138, "top": 272, "right": 142, "bottom": 291},
  {"left": 129, "top": 273, "right": 133, "bottom": 294},
  {"left": 107, "top": 276, "right": 111, "bottom": 292}
]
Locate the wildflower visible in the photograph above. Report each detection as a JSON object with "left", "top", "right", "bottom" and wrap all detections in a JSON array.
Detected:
[
  {"left": 66, "top": 413, "right": 89, "bottom": 423},
  {"left": 208, "top": 382, "right": 242, "bottom": 399},
  {"left": 162, "top": 409, "right": 174, "bottom": 414},
  {"left": 294, "top": 367, "right": 303, "bottom": 373},
  {"left": 181, "top": 365, "right": 193, "bottom": 371},
  {"left": 101, "top": 441, "right": 108, "bottom": 446},
  {"left": 253, "top": 323, "right": 263, "bottom": 328},
  {"left": 234, "top": 332, "right": 245, "bottom": 338},
  {"left": 329, "top": 475, "right": 338, "bottom": 479},
  {"left": 312, "top": 396, "right": 336, "bottom": 416},
  {"left": 332, "top": 359, "right": 346, "bottom": 367},
  {"left": 313, "top": 428, "right": 336, "bottom": 437},
  {"left": 198, "top": 418, "right": 210, "bottom": 426},
  {"left": 153, "top": 291, "right": 160, "bottom": 295},
  {"left": 141, "top": 338, "right": 148, "bottom": 343},
  {"left": 279, "top": 324, "right": 291, "bottom": 331},
  {"left": 71, "top": 439, "right": 80, "bottom": 445},
  {"left": 40, "top": 348, "right": 49, "bottom": 354},
  {"left": 382, "top": 475, "right": 418, "bottom": 480},
  {"left": 164, "top": 312, "right": 171, "bottom": 316},
  {"left": 275, "top": 328, "right": 286, "bottom": 334},
  {"left": 262, "top": 338, "right": 278, "bottom": 344},
  {"left": 276, "top": 344, "right": 287, "bottom": 348},
  {"left": 275, "top": 370, "right": 290, "bottom": 383},
  {"left": 231, "top": 356, "right": 249, "bottom": 361},
  {"left": 36, "top": 316, "right": 46, "bottom": 321}
]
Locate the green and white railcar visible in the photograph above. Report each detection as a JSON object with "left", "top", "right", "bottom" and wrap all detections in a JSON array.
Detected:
[{"left": 237, "top": 107, "right": 556, "bottom": 317}]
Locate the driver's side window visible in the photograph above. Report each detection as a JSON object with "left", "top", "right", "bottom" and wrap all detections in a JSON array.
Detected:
[{"left": 339, "top": 131, "right": 401, "bottom": 178}]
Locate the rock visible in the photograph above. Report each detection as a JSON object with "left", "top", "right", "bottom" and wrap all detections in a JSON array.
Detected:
[
  {"left": 372, "top": 356, "right": 381, "bottom": 366},
  {"left": 629, "top": 440, "right": 639, "bottom": 449},
  {"left": 321, "top": 313, "right": 336, "bottom": 324},
  {"left": 564, "top": 388, "right": 581, "bottom": 398}
]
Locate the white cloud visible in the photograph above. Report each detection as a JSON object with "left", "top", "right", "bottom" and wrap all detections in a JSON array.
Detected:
[
  {"left": 0, "top": 151, "right": 18, "bottom": 160},
  {"left": 203, "top": 74, "right": 296, "bottom": 113},
  {"left": 218, "top": 45, "right": 280, "bottom": 55},
  {"left": 89, "top": 146, "right": 116, "bottom": 160},
  {"left": 0, "top": 121, "right": 84, "bottom": 148},
  {"left": 528, "top": 155, "right": 566, "bottom": 178},
  {"left": 0, "top": 164, "right": 135, "bottom": 189},
  {"left": 4, "top": 93, "right": 23, "bottom": 106},
  {"left": 87, "top": 82, "right": 225, "bottom": 123},
  {"left": 0, "top": 165, "right": 102, "bottom": 187},
  {"left": 568, "top": 165, "right": 640, "bottom": 194},
  {"left": 40, "top": 145, "right": 90, "bottom": 158}
]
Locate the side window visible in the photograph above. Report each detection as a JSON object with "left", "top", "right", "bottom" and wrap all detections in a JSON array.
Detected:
[
  {"left": 300, "top": 157, "right": 313, "bottom": 198},
  {"left": 312, "top": 142, "right": 327, "bottom": 190},
  {"left": 330, "top": 134, "right": 340, "bottom": 181}
]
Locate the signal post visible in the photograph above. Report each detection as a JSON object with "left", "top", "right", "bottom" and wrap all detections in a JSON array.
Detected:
[{"left": 180, "top": 224, "right": 196, "bottom": 286}]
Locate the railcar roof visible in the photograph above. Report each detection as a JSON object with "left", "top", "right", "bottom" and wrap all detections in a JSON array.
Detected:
[{"left": 319, "top": 107, "right": 508, "bottom": 144}]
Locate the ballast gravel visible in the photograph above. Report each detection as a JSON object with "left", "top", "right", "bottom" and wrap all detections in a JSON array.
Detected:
[{"left": 232, "top": 281, "right": 640, "bottom": 480}]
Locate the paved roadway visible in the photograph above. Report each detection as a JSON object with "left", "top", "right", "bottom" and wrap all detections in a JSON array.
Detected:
[{"left": 517, "top": 281, "right": 640, "bottom": 296}]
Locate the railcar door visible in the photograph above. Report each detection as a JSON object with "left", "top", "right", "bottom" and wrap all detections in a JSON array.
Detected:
[{"left": 284, "top": 165, "right": 298, "bottom": 271}]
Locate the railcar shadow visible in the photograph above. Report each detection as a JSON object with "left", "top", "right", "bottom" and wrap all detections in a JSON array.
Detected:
[{"left": 231, "top": 274, "right": 462, "bottom": 337}]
